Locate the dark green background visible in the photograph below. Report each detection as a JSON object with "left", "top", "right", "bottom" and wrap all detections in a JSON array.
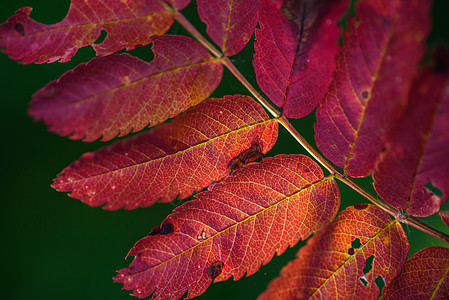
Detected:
[{"left": 1, "top": 1, "right": 448, "bottom": 299}]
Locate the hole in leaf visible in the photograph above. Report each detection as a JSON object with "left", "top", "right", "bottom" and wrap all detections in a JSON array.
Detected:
[
  {"left": 197, "top": 228, "right": 207, "bottom": 240},
  {"left": 425, "top": 182, "right": 443, "bottom": 197},
  {"left": 352, "top": 238, "right": 362, "bottom": 248},
  {"left": 348, "top": 247, "right": 355, "bottom": 255},
  {"left": 207, "top": 261, "right": 224, "bottom": 280},
  {"left": 375, "top": 275, "right": 385, "bottom": 291},
  {"left": 94, "top": 29, "right": 107, "bottom": 44},
  {"left": 354, "top": 204, "right": 368, "bottom": 210},
  {"left": 362, "top": 91, "right": 369, "bottom": 98},
  {"left": 14, "top": 23, "right": 25, "bottom": 36},
  {"left": 363, "top": 255, "right": 375, "bottom": 274},
  {"left": 148, "top": 223, "right": 174, "bottom": 236},
  {"left": 228, "top": 142, "right": 263, "bottom": 172},
  {"left": 359, "top": 275, "right": 369, "bottom": 286}
]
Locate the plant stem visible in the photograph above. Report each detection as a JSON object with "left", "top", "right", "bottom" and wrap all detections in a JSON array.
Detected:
[{"left": 176, "top": 12, "right": 449, "bottom": 244}]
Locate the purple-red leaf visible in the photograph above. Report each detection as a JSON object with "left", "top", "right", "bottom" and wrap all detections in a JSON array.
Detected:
[
  {"left": 197, "top": 0, "right": 259, "bottom": 56},
  {"left": 373, "top": 50, "right": 449, "bottom": 217},
  {"left": 0, "top": 0, "right": 189, "bottom": 64},
  {"left": 315, "top": 0, "right": 431, "bottom": 177},
  {"left": 440, "top": 211, "right": 449, "bottom": 227},
  {"left": 381, "top": 246, "right": 449, "bottom": 299},
  {"left": 259, "top": 204, "right": 409, "bottom": 300},
  {"left": 29, "top": 35, "right": 223, "bottom": 142},
  {"left": 253, "top": 0, "right": 349, "bottom": 118},
  {"left": 114, "top": 154, "right": 340, "bottom": 299},
  {"left": 52, "top": 95, "right": 278, "bottom": 210}
]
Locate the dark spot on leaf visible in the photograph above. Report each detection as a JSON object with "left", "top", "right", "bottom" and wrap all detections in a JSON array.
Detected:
[
  {"left": 359, "top": 276, "right": 369, "bottom": 286},
  {"left": 14, "top": 23, "right": 25, "bottom": 36},
  {"left": 297, "top": 63, "right": 308, "bottom": 71},
  {"left": 348, "top": 247, "right": 355, "bottom": 255},
  {"left": 425, "top": 182, "right": 443, "bottom": 197},
  {"left": 375, "top": 275, "right": 385, "bottom": 292},
  {"left": 362, "top": 91, "right": 369, "bottom": 99},
  {"left": 351, "top": 238, "right": 361, "bottom": 248},
  {"left": 381, "top": 147, "right": 387, "bottom": 153},
  {"left": 148, "top": 223, "right": 174, "bottom": 236},
  {"left": 228, "top": 142, "right": 263, "bottom": 172},
  {"left": 354, "top": 204, "right": 368, "bottom": 210},
  {"left": 363, "top": 255, "right": 375, "bottom": 274},
  {"left": 207, "top": 261, "right": 224, "bottom": 280}
]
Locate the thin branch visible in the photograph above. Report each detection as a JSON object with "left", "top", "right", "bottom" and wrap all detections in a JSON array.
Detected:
[{"left": 175, "top": 11, "right": 449, "bottom": 244}]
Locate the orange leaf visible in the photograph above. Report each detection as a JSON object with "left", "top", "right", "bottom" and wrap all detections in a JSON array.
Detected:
[
  {"left": 259, "top": 204, "right": 408, "bottom": 299},
  {"left": 381, "top": 246, "right": 449, "bottom": 299},
  {"left": 114, "top": 154, "right": 340, "bottom": 299},
  {"left": 52, "top": 95, "right": 278, "bottom": 210}
]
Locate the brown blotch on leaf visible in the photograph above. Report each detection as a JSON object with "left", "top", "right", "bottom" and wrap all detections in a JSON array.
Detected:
[
  {"left": 228, "top": 142, "right": 263, "bottom": 172},
  {"left": 362, "top": 91, "right": 369, "bottom": 99},
  {"left": 354, "top": 204, "right": 368, "bottom": 210},
  {"left": 207, "top": 261, "right": 224, "bottom": 280},
  {"left": 148, "top": 223, "right": 174, "bottom": 236},
  {"left": 348, "top": 247, "right": 355, "bottom": 255},
  {"left": 197, "top": 228, "right": 207, "bottom": 240},
  {"left": 14, "top": 23, "right": 25, "bottom": 36}
]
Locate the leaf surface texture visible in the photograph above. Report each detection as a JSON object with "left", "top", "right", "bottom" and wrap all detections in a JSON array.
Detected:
[
  {"left": 29, "top": 35, "right": 223, "bottom": 141},
  {"left": 52, "top": 95, "right": 278, "bottom": 210},
  {"left": 114, "top": 154, "right": 340, "bottom": 299},
  {"left": 197, "top": 0, "right": 259, "bottom": 56},
  {"left": 0, "top": 0, "right": 188, "bottom": 63},
  {"left": 315, "top": 0, "right": 431, "bottom": 177},
  {"left": 259, "top": 204, "right": 408, "bottom": 300},
  {"left": 373, "top": 50, "right": 449, "bottom": 216},
  {"left": 253, "top": 0, "right": 349, "bottom": 118},
  {"left": 381, "top": 246, "right": 449, "bottom": 300}
]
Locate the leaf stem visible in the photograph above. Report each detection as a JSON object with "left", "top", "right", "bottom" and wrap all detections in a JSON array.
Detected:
[
  {"left": 176, "top": 11, "right": 449, "bottom": 245},
  {"left": 337, "top": 176, "right": 449, "bottom": 243}
]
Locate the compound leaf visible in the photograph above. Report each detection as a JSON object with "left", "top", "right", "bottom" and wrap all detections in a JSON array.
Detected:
[
  {"left": 315, "top": 0, "right": 431, "bottom": 177},
  {"left": 197, "top": 0, "right": 259, "bottom": 56},
  {"left": 259, "top": 204, "right": 408, "bottom": 300},
  {"left": 253, "top": 0, "right": 349, "bottom": 118},
  {"left": 52, "top": 95, "right": 278, "bottom": 210},
  {"left": 114, "top": 154, "right": 340, "bottom": 299},
  {"left": 373, "top": 49, "right": 449, "bottom": 217},
  {"left": 29, "top": 35, "right": 223, "bottom": 142},
  {"left": 381, "top": 246, "right": 449, "bottom": 299},
  {"left": 0, "top": 0, "right": 188, "bottom": 64}
]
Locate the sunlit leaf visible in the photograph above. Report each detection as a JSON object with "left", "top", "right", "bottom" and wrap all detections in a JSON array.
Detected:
[
  {"left": 0, "top": 0, "right": 189, "bottom": 64},
  {"left": 259, "top": 204, "right": 408, "bottom": 299},
  {"left": 114, "top": 154, "right": 340, "bottom": 299},
  {"left": 374, "top": 48, "right": 449, "bottom": 216},
  {"left": 253, "top": 0, "right": 349, "bottom": 118},
  {"left": 197, "top": 0, "right": 259, "bottom": 56},
  {"left": 52, "top": 95, "right": 278, "bottom": 210},
  {"left": 381, "top": 246, "right": 449, "bottom": 299},
  {"left": 29, "top": 35, "right": 223, "bottom": 141},
  {"left": 315, "top": 0, "right": 431, "bottom": 177}
]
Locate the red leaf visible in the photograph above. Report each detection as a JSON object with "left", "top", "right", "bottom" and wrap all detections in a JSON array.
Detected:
[
  {"left": 29, "top": 35, "right": 223, "bottom": 142},
  {"left": 52, "top": 95, "right": 278, "bottom": 210},
  {"left": 114, "top": 154, "right": 340, "bottom": 299},
  {"left": 259, "top": 204, "right": 408, "bottom": 300},
  {"left": 315, "top": 0, "right": 431, "bottom": 177},
  {"left": 440, "top": 211, "right": 449, "bottom": 228},
  {"left": 381, "top": 246, "right": 449, "bottom": 299},
  {"left": 373, "top": 49, "right": 449, "bottom": 217},
  {"left": 0, "top": 1, "right": 187, "bottom": 64},
  {"left": 253, "top": 0, "right": 349, "bottom": 118},
  {"left": 197, "top": 0, "right": 259, "bottom": 56}
]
